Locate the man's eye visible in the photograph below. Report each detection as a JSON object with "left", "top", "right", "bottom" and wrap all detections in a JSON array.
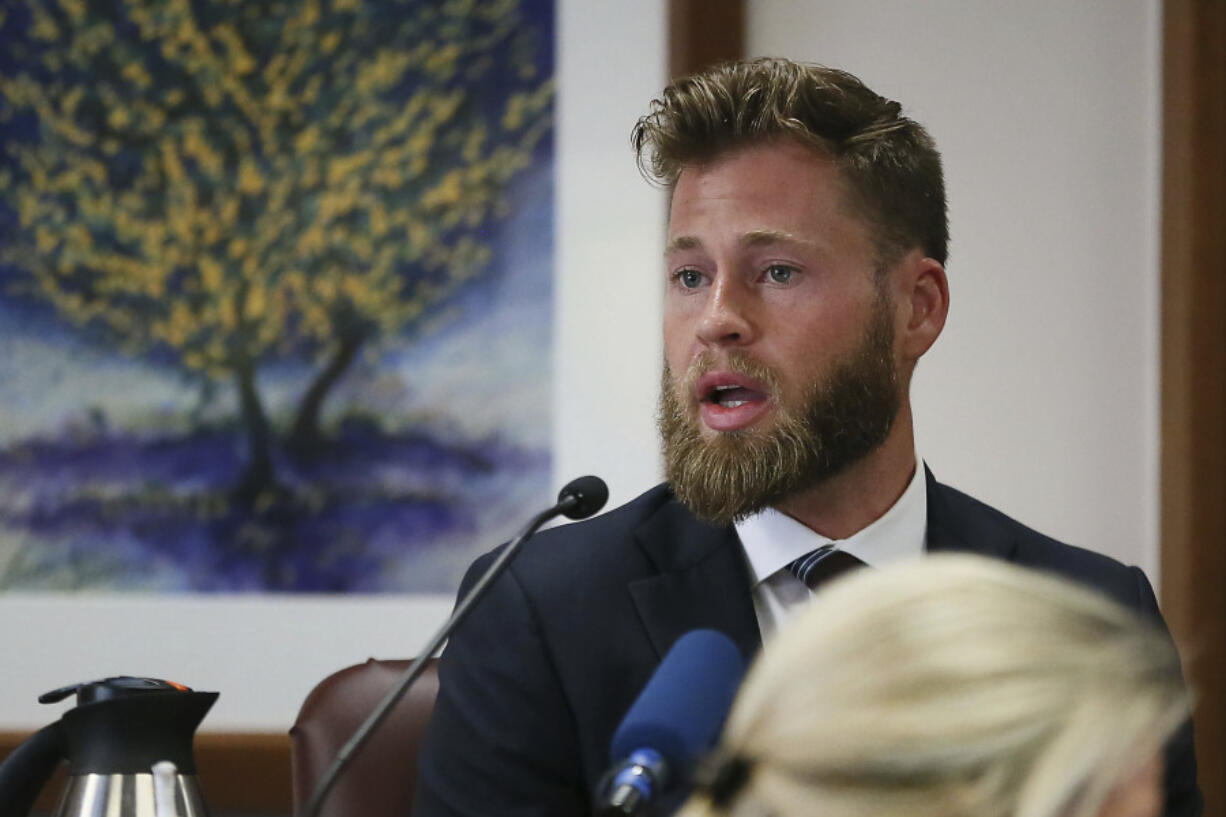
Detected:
[
  {"left": 675, "top": 269, "right": 704, "bottom": 289},
  {"left": 766, "top": 265, "right": 796, "bottom": 284}
]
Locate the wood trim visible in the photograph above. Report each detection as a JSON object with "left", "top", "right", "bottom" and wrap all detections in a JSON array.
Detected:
[
  {"left": 1161, "top": 1, "right": 1226, "bottom": 815},
  {"left": 196, "top": 732, "right": 292, "bottom": 813},
  {"left": 0, "top": 731, "right": 291, "bottom": 814},
  {"left": 668, "top": 0, "right": 745, "bottom": 79}
]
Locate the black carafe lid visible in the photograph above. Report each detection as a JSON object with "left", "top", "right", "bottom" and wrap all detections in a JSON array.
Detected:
[{"left": 42, "top": 677, "right": 218, "bottom": 776}]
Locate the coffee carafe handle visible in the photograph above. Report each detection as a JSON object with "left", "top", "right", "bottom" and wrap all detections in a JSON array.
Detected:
[{"left": 0, "top": 721, "right": 66, "bottom": 817}]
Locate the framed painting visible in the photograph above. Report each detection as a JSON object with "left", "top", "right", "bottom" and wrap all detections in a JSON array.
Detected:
[{"left": 0, "top": 0, "right": 555, "bottom": 594}]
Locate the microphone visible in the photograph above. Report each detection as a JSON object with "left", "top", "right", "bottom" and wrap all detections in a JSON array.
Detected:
[
  {"left": 303, "top": 475, "right": 609, "bottom": 817},
  {"left": 597, "top": 629, "right": 746, "bottom": 816},
  {"left": 557, "top": 474, "right": 609, "bottom": 520}
]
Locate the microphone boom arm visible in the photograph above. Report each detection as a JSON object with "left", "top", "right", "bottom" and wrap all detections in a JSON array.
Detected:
[{"left": 303, "top": 479, "right": 606, "bottom": 817}]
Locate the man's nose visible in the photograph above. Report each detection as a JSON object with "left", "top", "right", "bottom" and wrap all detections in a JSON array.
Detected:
[{"left": 695, "top": 278, "right": 755, "bottom": 346}]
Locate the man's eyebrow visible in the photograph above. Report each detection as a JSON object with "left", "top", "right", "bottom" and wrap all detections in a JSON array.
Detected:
[
  {"left": 741, "top": 229, "right": 816, "bottom": 249},
  {"left": 665, "top": 231, "right": 818, "bottom": 256},
  {"left": 664, "top": 235, "right": 701, "bottom": 255}
]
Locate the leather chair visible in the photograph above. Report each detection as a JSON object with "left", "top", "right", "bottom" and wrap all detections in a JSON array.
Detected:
[{"left": 290, "top": 658, "right": 440, "bottom": 817}]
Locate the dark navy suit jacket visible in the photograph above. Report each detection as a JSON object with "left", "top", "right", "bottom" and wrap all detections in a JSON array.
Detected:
[{"left": 414, "top": 473, "right": 1201, "bottom": 817}]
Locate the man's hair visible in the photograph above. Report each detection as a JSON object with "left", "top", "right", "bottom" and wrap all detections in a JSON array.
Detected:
[
  {"left": 632, "top": 58, "right": 949, "bottom": 266},
  {"left": 678, "top": 555, "right": 1190, "bottom": 817}
]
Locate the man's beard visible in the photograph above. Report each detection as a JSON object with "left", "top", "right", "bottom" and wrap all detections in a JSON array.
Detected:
[{"left": 657, "top": 293, "right": 901, "bottom": 526}]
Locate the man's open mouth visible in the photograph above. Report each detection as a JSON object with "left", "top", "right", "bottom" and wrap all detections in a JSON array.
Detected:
[
  {"left": 692, "top": 372, "right": 775, "bottom": 432},
  {"left": 706, "top": 383, "right": 769, "bottom": 408}
]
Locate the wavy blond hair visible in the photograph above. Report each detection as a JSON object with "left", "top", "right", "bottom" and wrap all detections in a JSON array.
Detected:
[
  {"left": 680, "top": 555, "right": 1189, "bottom": 817},
  {"left": 631, "top": 58, "right": 947, "bottom": 266}
]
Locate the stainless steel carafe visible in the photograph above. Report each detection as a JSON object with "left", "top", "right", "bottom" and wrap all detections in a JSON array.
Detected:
[{"left": 0, "top": 677, "right": 217, "bottom": 817}]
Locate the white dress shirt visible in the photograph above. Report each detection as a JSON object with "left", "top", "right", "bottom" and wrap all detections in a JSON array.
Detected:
[{"left": 734, "top": 460, "right": 929, "bottom": 639}]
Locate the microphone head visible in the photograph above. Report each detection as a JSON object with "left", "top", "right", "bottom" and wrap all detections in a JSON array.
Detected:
[
  {"left": 609, "top": 629, "right": 745, "bottom": 774},
  {"left": 557, "top": 475, "right": 609, "bottom": 520}
]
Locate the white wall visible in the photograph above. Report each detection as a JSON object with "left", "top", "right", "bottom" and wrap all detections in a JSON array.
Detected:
[
  {"left": 0, "top": 0, "right": 1162, "bottom": 732},
  {"left": 749, "top": 0, "right": 1162, "bottom": 577}
]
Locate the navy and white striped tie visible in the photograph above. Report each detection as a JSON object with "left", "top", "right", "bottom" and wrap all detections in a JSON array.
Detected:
[{"left": 787, "top": 544, "right": 866, "bottom": 591}]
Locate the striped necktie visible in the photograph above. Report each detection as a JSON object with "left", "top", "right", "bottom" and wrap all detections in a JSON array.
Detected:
[{"left": 787, "top": 544, "right": 867, "bottom": 591}]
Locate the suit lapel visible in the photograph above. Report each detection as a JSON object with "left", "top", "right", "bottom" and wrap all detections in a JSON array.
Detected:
[
  {"left": 627, "top": 496, "right": 761, "bottom": 663},
  {"left": 622, "top": 469, "right": 1014, "bottom": 666},
  {"left": 924, "top": 466, "right": 1015, "bottom": 560}
]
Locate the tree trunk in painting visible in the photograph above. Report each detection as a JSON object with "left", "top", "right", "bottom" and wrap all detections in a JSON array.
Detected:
[
  {"left": 233, "top": 359, "right": 277, "bottom": 502},
  {"left": 287, "top": 333, "right": 365, "bottom": 452}
]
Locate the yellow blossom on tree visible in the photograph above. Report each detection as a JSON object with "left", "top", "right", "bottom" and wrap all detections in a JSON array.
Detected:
[{"left": 0, "top": 0, "right": 553, "bottom": 497}]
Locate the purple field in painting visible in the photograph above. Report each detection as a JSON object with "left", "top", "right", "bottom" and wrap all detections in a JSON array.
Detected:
[{"left": 0, "top": 422, "right": 548, "bottom": 592}]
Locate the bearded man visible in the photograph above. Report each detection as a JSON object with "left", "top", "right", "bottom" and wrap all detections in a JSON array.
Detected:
[{"left": 414, "top": 59, "right": 1199, "bottom": 817}]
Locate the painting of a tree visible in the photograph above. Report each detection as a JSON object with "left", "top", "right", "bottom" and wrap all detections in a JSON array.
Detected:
[{"left": 0, "top": 0, "right": 555, "bottom": 592}]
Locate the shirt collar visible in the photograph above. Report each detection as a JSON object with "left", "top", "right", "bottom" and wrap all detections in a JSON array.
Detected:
[{"left": 735, "top": 458, "right": 928, "bottom": 586}]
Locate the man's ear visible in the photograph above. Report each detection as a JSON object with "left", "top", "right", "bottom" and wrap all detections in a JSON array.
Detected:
[{"left": 895, "top": 253, "right": 949, "bottom": 362}]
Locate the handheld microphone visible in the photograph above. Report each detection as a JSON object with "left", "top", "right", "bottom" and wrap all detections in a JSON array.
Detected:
[
  {"left": 597, "top": 629, "right": 746, "bottom": 816},
  {"left": 303, "top": 475, "right": 609, "bottom": 817}
]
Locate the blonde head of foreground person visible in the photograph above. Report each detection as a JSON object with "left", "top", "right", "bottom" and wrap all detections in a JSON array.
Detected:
[{"left": 680, "top": 555, "right": 1190, "bottom": 817}]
